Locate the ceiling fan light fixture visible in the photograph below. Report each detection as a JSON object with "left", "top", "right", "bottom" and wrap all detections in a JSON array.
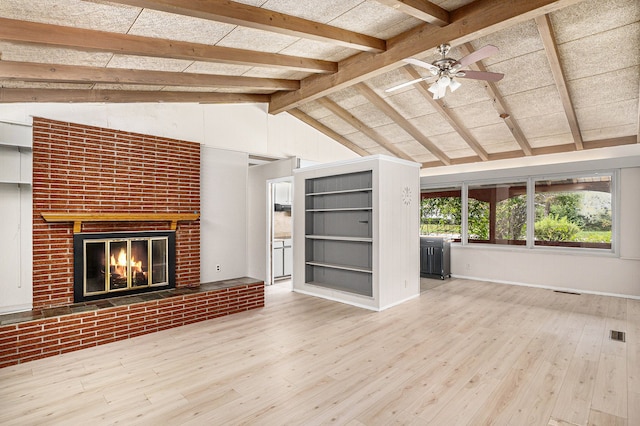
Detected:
[
  {"left": 437, "top": 75, "right": 451, "bottom": 87},
  {"left": 449, "top": 79, "right": 462, "bottom": 92},
  {"left": 428, "top": 81, "right": 439, "bottom": 95}
]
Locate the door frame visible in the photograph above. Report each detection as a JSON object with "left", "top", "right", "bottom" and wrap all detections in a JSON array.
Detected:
[{"left": 265, "top": 176, "right": 293, "bottom": 286}]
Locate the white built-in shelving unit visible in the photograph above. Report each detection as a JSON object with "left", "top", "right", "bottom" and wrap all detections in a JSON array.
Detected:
[{"left": 293, "top": 155, "right": 420, "bottom": 311}]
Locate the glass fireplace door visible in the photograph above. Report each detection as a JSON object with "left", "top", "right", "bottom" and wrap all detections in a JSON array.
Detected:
[{"left": 83, "top": 236, "right": 168, "bottom": 297}]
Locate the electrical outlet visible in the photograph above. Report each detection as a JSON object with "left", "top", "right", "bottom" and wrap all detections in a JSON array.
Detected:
[
  {"left": 466, "top": 263, "right": 471, "bottom": 271},
  {"left": 216, "top": 264, "right": 221, "bottom": 272}
]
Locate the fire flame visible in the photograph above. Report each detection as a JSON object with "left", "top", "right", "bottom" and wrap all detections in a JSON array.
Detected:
[{"left": 110, "top": 248, "right": 144, "bottom": 277}]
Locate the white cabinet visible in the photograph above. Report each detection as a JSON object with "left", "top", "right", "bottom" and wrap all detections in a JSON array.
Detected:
[{"left": 293, "top": 155, "right": 420, "bottom": 311}]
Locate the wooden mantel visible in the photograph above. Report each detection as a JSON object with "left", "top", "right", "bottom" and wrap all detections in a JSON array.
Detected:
[{"left": 41, "top": 212, "right": 200, "bottom": 233}]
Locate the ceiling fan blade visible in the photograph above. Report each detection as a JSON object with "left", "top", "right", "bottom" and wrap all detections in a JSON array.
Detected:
[
  {"left": 385, "top": 77, "right": 427, "bottom": 92},
  {"left": 457, "top": 70, "right": 504, "bottom": 82},
  {"left": 453, "top": 44, "right": 499, "bottom": 68},
  {"left": 403, "top": 58, "right": 439, "bottom": 74}
]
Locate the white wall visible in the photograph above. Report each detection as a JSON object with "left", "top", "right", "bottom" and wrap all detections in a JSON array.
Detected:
[
  {"left": 0, "top": 103, "right": 358, "bottom": 164},
  {"left": 421, "top": 148, "right": 640, "bottom": 299},
  {"left": 0, "top": 121, "right": 33, "bottom": 313},
  {"left": 200, "top": 146, "right": 248, "bottom": 282},
  {"left": 246, "top": 157, "right": 298, "bottom": 282}
]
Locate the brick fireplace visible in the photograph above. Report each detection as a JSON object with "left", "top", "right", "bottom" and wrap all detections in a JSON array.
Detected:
[
  {"left": 0, "top": 118, "right": 265, "bottom": 368},
  {"left": 32, "top": 117, "right": 201, "bottom": 309}
]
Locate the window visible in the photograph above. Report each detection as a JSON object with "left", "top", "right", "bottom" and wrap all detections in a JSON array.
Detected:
[
  {"left": 420, "top": 187, "right": 462, "bottom": 241},
  {"left": 468, "top": 181, "right": 527, "bottom": 245},
  {"left": 534, "top": 175, "right": 612, "bottom": 249},
  {"left": 421, "top": 172, "right": 614, "bottom": 251}
]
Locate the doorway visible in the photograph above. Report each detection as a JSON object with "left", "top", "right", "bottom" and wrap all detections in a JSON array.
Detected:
[{"left": 266, "top": 178, "right": 293, "bottom": 286}]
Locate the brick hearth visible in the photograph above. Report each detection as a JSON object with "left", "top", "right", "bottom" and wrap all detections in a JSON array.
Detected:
[{"left": 0, "top": 278, "right": 264, "bottom": 368}]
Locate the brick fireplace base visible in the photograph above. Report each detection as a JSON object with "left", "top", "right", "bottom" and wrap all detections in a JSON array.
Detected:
[{"left": 0, "top": 278, "right": 264, "bottom": 368}]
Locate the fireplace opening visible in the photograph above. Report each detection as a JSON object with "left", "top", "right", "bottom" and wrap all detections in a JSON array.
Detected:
[{"left": 74, "top": 231, "right": 176, "bottom": 303}]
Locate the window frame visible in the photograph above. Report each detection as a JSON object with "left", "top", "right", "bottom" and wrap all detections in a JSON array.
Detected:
[{"left": 420, "top": 170, "right": 617, "bottom": 255}]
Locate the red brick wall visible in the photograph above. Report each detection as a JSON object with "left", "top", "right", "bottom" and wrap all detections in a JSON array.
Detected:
[
  {"left": 0, "top": 283, "right": 264, "bottom": 368},
  {"left": 32, "top": 117, "right": 201, "bottom": 309}
]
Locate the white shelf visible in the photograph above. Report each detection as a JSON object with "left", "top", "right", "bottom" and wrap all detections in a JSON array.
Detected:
[
  {"left": 306, "top": 187, "right": 372, "bottom": 196},
  {"left": 0, "top": 141, "right": 32, "bottom": 150},
  {"left": 306, "top": 235, "right": 372, "bottom": 242},
  {"left": 306, "top": 207, "right": 372, "bottom": 212},
  {"left": 306, "top": 261, "right": 372, "bottom": 274}
]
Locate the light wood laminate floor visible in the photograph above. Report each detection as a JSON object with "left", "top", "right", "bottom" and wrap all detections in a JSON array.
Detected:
[{"left": 1, "top": 278, "right": 638, "bottom": 425}]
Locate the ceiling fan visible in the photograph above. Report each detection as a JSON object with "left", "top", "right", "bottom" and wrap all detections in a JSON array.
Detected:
[{"left": 386, "top": 44, "right": 504, "bottom": 99}]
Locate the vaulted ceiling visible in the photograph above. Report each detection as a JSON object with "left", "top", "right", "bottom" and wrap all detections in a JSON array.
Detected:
[{"left": 1, "top": 0, "right": 638, "bottom": 167}]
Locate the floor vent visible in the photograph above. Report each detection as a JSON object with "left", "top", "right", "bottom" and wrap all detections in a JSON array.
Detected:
[
  {"left": 610, "top": 330, "right": 626, "bottom": 342},
  {"left": 553, "top": 290, "right": 581, "bottom": 295}
]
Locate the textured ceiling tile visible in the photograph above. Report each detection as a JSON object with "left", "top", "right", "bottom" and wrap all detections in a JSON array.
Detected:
[
  {"left": 128, "top": 9, "right": 234, "bottom": 45},
  {"left": 582, "top": 124, "right": 637, "bottom": 142},
  {"left": 328, "top": 1, "right": 421, "bottom": 38},
  {"left": 483, "top": 140, "right": 523, "bottom": 154},
  {"left": 385, "top": 89, "right": 438, "bottom": 119},
  {"left": 502, "top": 85, "right": 565, "bottom": 120},
  {"left": 216, "top": 27, "right": 299, "bottom": 53},
  {"left": 367, "top": 145, "right": 394, "bottom": 156},
  {"left": 435, "top": 0, "right": 476, "bottom": 10},
  {"left": 184, "top": 61, "right": 253, "bottom": 75},
  {"left": 487, "top": 49, "right": 555, "bottom": 96},
  {"left": 568, "top": 66, "right": 639, "bottom": 109},
  {"left": 413, "top": 153, "right": 438, "bottom": 163},
  {"left": 241, "top": 67, "right": 306, "bottom": 79},
  {"left": 107, "top": 55, "right": 192, "bottom": 72},
  {"left": 348, "top": 103, "right": 395, "bottom": 128},
  {"left": 0, "top": 0, "right": 139, "bottom": 32},
  {"left": 450, "top": 100, "right": 503, "bottom": 128},
  {"left": 262, "top": 0, "right": 364, "bottom": 23},
  {"left": 0, "top": 42, "right": 112, "bottom": 67},
  {"left": 576, "top": 99, "right": 638, "bottom": 130},
  {"left": 395, "top": 140, "right": 431, "bottom": 156},
  {"left": 558, "top": 23, "right": 640, "bottom": 81},
  {"left": 348, "top": 132, "right": 383, "bottom": 150},
  {"left": 528, "top": 133, "right": 574, "bottom": 148},
  {"left": 318, "top": 114, "right": 359, "bottom": 135},
  {"left": 469, "top": 123, "right": 518, "bottom": 145},
  {"left": 428, "top": 132, "right": 473, "bottom": 152},
  {"left": 279, "top": 39, "right": 354, "bottom": 61},
  {"left": 471, "top": 20, "right": 545, "bottom": 66},
  {"left": 297, "top": 102, "right": 332, "bottom": 120},
  {"left": 550, "top": 0, "right": 640, "bottom": 44},
  {"left": 517, "top": 112, "right": 572, "bottom": 139},
  {"left": 408, "top": 113, "right": 455, "bottom": 137},
  {"left": 327, "top": 87, "right": 369, "bottom": 110},
  {"left": 373, "top": 123, "right": 412, "bottom": 143}
]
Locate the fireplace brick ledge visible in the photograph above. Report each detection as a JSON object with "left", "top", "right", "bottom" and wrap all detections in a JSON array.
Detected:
[{"left": 0, "top": 277, "right": 264, "bottom": 368}]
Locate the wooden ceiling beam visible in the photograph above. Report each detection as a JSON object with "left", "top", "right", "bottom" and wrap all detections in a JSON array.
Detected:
[
  {"left": 355, "top": 83, "right": 450, "bottom": 165},
  {"left": 0, "top": 17, "right": 336, "bottom": 74},
  {"left": 287, "top": 109, "right": 369, "bottom": 156},
  {"left": 0, "top": 60, "right": 299, "bottom": 91},
  {"left": 106, "top": 0, "right": 385, "bottom": 53},
  {"left": 375, "top": 0, "right": 449, "bottom": 26},
  {"left": 317, "top": 97, "right": 415, "bottom": 161},
  {"left": 535, "top": 14, "right": 584, "bottom": 150},
  {"left": 0, "top": 88, "right": 270, "bottom": 103},
  {"left": 458, "top": 43, "right": 533, "bottom": 156},
  {"left": 269, "top": 0, "right": 586, "bottom": 113},
  {"left": 403, "top": 66, "right": 489, "bottom": 161}
]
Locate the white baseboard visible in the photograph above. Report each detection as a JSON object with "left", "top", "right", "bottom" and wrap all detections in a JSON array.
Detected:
[{"left": 451, "top": 274, "right": 640, "bottom": 300}]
